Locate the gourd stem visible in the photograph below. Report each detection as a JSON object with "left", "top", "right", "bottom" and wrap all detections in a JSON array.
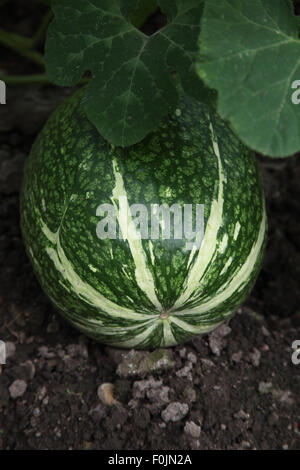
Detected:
[
  {"left": 0, "top": 27, "right": 44, "bottom": 67},
  {"left": 31, "top": 9, "right": 53, "bottom": 48},
  {"left": 0, "top": 71, "right": 90, "bottom": 86},
  {"left": 0, "top": 72, "right": 50, "bottom": 85}
]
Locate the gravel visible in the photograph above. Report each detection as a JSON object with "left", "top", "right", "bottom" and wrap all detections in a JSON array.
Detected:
[
  {"left": 9, "top": 380, "right": 27, "bottom": 399},
  {"left": 161, "top": 402, "right": 189, "bottom": 423}
]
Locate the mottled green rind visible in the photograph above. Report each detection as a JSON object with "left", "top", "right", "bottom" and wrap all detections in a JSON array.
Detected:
[{"left": 20, "top": 88, "right": 267, "bottom": 349}]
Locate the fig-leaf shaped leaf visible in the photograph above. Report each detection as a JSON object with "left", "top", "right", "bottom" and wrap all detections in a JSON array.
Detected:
[
  {"left": 45, "top": 0, "right": 204, "bottom": 147},
  {"left": 197, "top": 0, "right": 300, "bottom": 157}
]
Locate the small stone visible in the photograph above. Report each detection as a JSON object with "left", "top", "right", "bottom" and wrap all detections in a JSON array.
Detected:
[
  {"left": 233, "top": 409, "right": 250, "bottom": 421},
  {"left": 26, "top": 336, "right": 35, "bottom": 345},
  {"left": 133, "top": 377, "right": 162, "bottom": 399},
  {"left": 184, "top": 421, "right": 201, "bottom": 438},
  {"left": 249, "top": 348, "right": 261, "bottom": 367},
  {"left": 97, "top": 383, "right": 116, "bottom": 406},
  {"left": 262, "top": 326, "right": 270, "bottom": 337},
  {"left": 176, "top": 364, "right": 193, "bottom": 380},
  {"left": 272, "top": 389, "right": 294, "bottom": 405},
  {"left": 187, "top": 352, "right": 197, "bottom": 364},
  {"left": 9, "top": 379, "right": 27, "bottom": 399},
  {"left": 231, "top": 351, "right": 243, "bottom": 363},
  {"left": 38, "top": 346, "right": 55, "bottom": 359},
  {"left": 144, "top": 349, "right": 175, "bottom": 374},
  {"left": 241, "top": 441, "right": 251, "bottom": 449},
  {"left": 42, "top": 396, "right": 49, "bottom": 406},
  {"left": 200, "top": 358, "right": 215, "bottom": 373},
  {"left": 146, "top": 386, "right": 170, "bottom": 404},
  {"left": 33, "top": 408, "right": 40, "bottom": 417},
  {"left": 161, "top": 402, "right": 189, "bottom": 423},
  {"left": 128, "top": 398, "right": 140, "bottom": 409},
  {"left": 117, "top": 349, "right": 175, "bottom": 378},
  {"left": 179, "top": 348, "right": 186, "bottom": 358},
  {"left": 37, "top": 386, "right": 47, "bottom": 401},
  {"left": 66, "top": 343, "right": 88, "bottom": 359},
  {"left": 5, "top": 342, "right": 16, "bottom": 359},
  {"left": 208, "top": 324, "right": 231, "bottom": 356},
  {"left": 258, "top": 381, "right": 273, "bottom": 394}
]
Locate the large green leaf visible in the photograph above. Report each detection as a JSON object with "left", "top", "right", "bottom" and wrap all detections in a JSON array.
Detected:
[
  {"left": 196, "top": 0, "right": 300, "bottom": 157},
  {"left": 45, "top": 0, "right": 204, "bottom": 147}
]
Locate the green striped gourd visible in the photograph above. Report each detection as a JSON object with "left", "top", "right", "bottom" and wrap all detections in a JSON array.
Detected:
[{"left": 20, "top": 89, "right": 267, "bottom": 349}]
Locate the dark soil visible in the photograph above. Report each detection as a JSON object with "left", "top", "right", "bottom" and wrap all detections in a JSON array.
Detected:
[{"left": 0, "top": 1, "right": 299, "bottom": 451}]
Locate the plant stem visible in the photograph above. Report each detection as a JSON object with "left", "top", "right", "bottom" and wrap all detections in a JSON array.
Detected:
[
  {"left": 31, "top": 9, "right": 53, "bottom": 48},
  {"left": 0, "top": 71, "right": 90, "bottom": 86},
  {"left": 0, "top": 72, "right": 50, "bottom": 85},
  {"left": 0, "top": 27, "right": 32, "bottom": 49},
  {"left": 0, "top": 27, "right": 44, "bottom": 67}
]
